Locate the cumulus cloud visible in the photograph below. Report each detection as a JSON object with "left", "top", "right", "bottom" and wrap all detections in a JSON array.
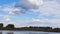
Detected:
[
  {"left": 31, "top": 18, "right": 60, "bottom": 27},
  {"left": 15, "top": 0, "right": 60, "bottom": 19},
  {"left": 3, "top": 15, "right": 11, "bottom": 21},
  {"left": 0, "top": 0, "right": 43, "bottom": 14},
  {"left": 0, "top": 4, "right": 26, "bottom": 14},
  {"left": 3, "top": 7, "right": 25, "bottom": 14},
  {"left": 32, "top": 18, "right": 60, "bottom": 24},
  {"left": 15, "top": 0, "right": 43, "bottom": 9}
]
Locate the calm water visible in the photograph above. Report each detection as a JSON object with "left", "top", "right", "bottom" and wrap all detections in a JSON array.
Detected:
[{"left": 0, "top": 30, "right": 60, "bottom": 34}]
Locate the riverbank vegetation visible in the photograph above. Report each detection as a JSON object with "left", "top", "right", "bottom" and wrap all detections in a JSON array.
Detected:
[{"left": 0, "top": 23, "right": 60, "bottom": 32}]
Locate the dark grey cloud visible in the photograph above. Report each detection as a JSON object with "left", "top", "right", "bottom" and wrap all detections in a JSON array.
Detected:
[{"left": 15, "top": 0, "right": 41, "bottom": 10}]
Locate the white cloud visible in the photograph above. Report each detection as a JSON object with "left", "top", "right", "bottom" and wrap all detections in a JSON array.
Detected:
[
  {"left": 3, "top": 15, "right": 11, "bottom": 21},
  {"left": 32, "top": 19, "right": 60, "bottom": 24},
  {"left": 15, "top": 0, "right": 44, "bottom": 9},
  {"left": 15, "top": 0, "right": 60, "bottom": 19},
  {"left": 0, "top": 3, "right": 26, "bottom": 14},
  {"left": 3, "top": 7, "right": 23, "bottom": 14},
  {"left": 32, "top": 0, "right": 60, "bottom": 19},
  {"left": 0, "top": 14, "right": 4, "bottom": 16},
  {"left": 28, "top": 0, "right": 43, "bottom": 6},
  {"left": 31, "top": 18, "right": 60, "bottom": 27}
]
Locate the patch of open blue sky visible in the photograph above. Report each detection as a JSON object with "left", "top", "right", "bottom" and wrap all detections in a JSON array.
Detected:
[{"left": 0, "top": 0, "right": 19, "bottom": 5}]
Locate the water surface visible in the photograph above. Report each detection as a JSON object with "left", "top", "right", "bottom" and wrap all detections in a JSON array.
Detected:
[{"left": 0, "top": 30, "right": 60, "bottom": 34}]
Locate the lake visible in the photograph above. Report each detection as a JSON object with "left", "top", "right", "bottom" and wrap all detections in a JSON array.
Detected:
[{"left": 0, "top": 30, "right": 60, "bottom": 34}]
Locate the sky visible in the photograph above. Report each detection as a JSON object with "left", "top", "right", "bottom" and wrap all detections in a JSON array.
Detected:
[{"left": 0, "top": 0, "right": 60, "bottom": 28}]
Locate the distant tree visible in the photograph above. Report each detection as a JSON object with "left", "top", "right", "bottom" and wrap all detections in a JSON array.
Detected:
[
  {"left": 0, "top": 23, "right": 3, "bottom": 28},
  {"left": 6, "top": 24, "right": 14, "bottom": 28},
  {"left": 29, "top": 26, "right": 33, "bottom": 28}
]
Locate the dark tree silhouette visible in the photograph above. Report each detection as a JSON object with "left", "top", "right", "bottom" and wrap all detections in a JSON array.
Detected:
[
  {"left": 0, "top": 23, "right": 3, "bottom": 28},
  {"left": 6, "top": 24, "right": 14, "bottom": 28}
]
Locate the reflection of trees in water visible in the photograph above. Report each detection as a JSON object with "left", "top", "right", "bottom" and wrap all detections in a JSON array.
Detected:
[
  {"left": 0, "top": 32, "right": 14, "bottom": 34},
  {"left": 0, "top": 32, "right": 2, "bottom": 34},
  {"left": 6, "top": 32, "right": 13, "bottom": 34}
]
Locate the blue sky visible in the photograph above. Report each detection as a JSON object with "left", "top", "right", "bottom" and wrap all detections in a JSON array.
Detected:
[{"left": 0, "top": 0, "right": 60, "bottom": 28}]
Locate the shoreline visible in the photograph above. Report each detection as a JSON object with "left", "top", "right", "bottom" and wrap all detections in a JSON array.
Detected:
[
  {"left": 0, "top": 30, "right": 60, "bottom": 33},
  {"left": 0, "top": 27, "right": 60, "bottom": 32},
  {"left": 0, "top": 23, "right": 60, "bottom": 32}
]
